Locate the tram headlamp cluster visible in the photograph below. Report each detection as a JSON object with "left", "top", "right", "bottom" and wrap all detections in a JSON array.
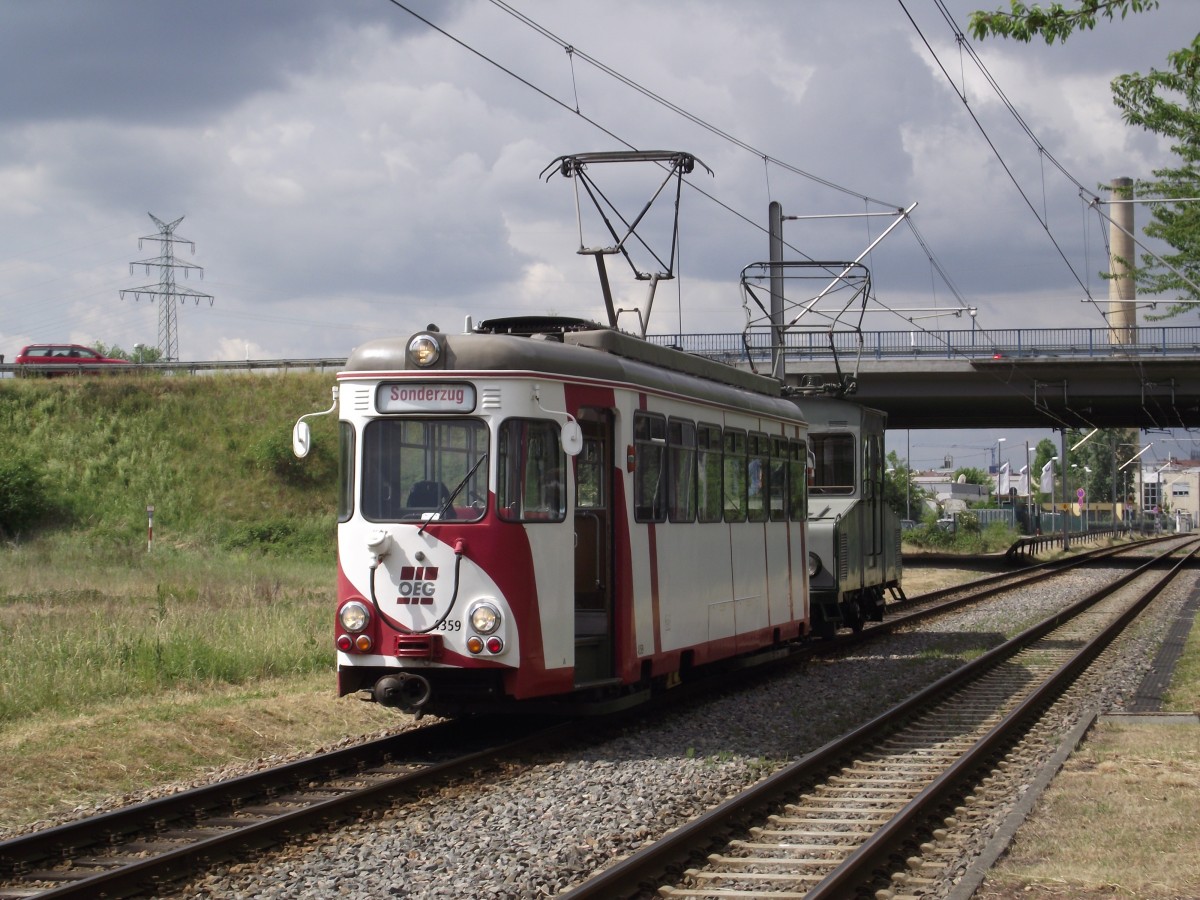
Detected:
[
  {"left": 339, "top": 600, "right": 371, "bottom": 633},
  {"left": 466, "top": 601, "right": 504, "bottom": 655},
  {"left": 468, "top": 601, "right": 501, "bottom": 635},
  {"left": 807, "top": 552, "right": 823, "bottom": 578},
  {"left": 407, "top": 333, "right": 442, "bottom": 368}
]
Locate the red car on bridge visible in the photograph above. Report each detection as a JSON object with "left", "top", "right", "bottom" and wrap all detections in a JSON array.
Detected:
[{"left": 14, "top": 344, "right": 132, "bottom": 374}]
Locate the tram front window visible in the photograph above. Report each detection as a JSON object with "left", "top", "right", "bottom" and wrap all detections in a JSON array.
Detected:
[{"left": 361, "top": 418, "right": 488, "bottom": 521}]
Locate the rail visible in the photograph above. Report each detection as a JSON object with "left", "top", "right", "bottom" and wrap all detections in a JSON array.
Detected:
[
  {"left": 0, "top": 358, "right": 347, "bottom": 378},
  {"left": 648, "top": 324, "right": 1200, "bottom": 362},
  {"left": 1005, "top": 526, "right": 1126, "bottom": 562}
]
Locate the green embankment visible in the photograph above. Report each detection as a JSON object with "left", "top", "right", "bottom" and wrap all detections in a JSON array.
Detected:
[{"left": 0, "top": 372, "right": 340, "bottom": 552}]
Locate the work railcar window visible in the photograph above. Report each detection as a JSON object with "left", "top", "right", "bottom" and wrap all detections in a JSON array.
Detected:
[
  {"left": 634, "top": 412, "right": 667, "bottom": 522},
  {"left": 810, "top": 433, "right": 855, "bottom": 495},
  {"left": 864, "top": 434, "right": 882, "bottom": 501},
  {"left": 723, "top": 429, "right": 746, "bottom": 522},
  {"left": 668, "top": 418, "right": 697, "bottom": 522},
  {"left": 697, "top": 424, "right": 723, "bottom": 523},
  {"left": 338, "top": 421, "right": 355, "bottom": 523},
  {"left": 498, "top": 419, "right": 565, "bottom": 522},
  {"left": 361, "top": 418, "right": 487, "bottom": 522},
  {"left": 788, "top": 439, "right": 807, "bottom": 522},
  {"left": 747, "top": 432, "right": 769, "bottom": 522}
]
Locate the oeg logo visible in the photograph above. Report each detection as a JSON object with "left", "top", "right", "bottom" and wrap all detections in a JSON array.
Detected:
[{"left": 396, "top": 566, "right": 438, "bottom": 605}]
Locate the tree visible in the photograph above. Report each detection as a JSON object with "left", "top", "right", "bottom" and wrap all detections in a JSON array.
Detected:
[
  {"left": 883, "top": 450, "right": 929, "bottom": 520},
  {"left": 92, "top": 342, "right": 163, "bottom": 363},
  {"left": 970, "top": 2, "right": 1200, "bottom": 318},
  {"left": 1111, "top": 36, "right": 1200, "bottom": 318},
  {"left": 968, "top": 1, "right": 1160, "bottom": 44}
]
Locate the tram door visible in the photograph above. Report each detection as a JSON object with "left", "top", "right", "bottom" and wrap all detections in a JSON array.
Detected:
[{"left": 573, "top": 412, "right": 614, "bottom": 685}]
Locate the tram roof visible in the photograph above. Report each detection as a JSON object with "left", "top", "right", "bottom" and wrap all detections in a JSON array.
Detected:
[{"left": 344, "top": 322, "right": 804, "bottom": 422}]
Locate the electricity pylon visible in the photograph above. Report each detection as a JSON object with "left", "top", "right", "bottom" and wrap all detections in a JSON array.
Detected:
[{"left": 120, "top": 213, "right": 214, "bottom": 361}]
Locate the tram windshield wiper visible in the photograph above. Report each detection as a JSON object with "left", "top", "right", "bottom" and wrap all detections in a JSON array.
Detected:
[{"left": 418, "top": 454, "right": 487, "bottom": 536}]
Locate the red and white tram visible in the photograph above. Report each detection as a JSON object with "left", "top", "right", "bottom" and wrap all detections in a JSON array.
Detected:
[{"left": 296, "top": 316, "right": 811, "bottom": 716}]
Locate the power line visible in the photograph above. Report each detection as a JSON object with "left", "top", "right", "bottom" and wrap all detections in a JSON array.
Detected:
[{"left": 899, "top": 0, "right": 1098, "bottom": 312}]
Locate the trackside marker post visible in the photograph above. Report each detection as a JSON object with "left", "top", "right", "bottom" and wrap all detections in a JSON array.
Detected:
[{"left": 147, "top": 504, "right": 155, "bottom": 552}]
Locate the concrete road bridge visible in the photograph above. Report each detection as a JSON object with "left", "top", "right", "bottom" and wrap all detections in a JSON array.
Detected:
[{"left": 651, "top": 324, "right": 1200, "bottom": 431}]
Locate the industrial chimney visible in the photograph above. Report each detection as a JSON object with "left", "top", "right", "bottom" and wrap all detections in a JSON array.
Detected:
[{"left": 1108, "top": 176, "right": 1136, "bottom": 346}]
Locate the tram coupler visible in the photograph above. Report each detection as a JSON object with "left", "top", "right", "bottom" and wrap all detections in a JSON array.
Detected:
[{"left": 373, "top": 673, "right": 433, "bottom": 712}]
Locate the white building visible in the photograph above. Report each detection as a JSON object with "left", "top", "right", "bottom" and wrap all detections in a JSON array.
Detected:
[{"left": 1137, "top": 460, "right": 1200, "bottom": 532}]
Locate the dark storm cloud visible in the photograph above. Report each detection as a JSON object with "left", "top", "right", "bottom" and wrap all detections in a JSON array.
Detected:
[{"left": 0, "top": 0, "right": 415, "bottom": 125}]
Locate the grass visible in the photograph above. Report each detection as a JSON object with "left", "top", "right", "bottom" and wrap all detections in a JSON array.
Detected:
[
  {"left": 0, "top": 674, "right": 400, "bottom": 832},
  {"left": 982, "top": 724, "right": 1200, "bottom": 898},
  {"left": 1163, "top": 610, "right": 1200, "bottom": 713},
  {"left": 0, "top": 537, "right": 335, "bottom": 723}
]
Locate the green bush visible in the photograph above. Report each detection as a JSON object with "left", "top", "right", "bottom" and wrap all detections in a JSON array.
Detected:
[
  {"left": 904, "top": 521, "right": 955, "bottom": 550},
  {"left": 0, "top": 456, "right": 52, "bottom": 536},
  {"left": 220, "top": 516, "right": 334, "bottom": 557}
]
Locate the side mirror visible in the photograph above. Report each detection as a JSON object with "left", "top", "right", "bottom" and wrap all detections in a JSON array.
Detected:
[
  {"left": 292, "top": 420, "right": 312, "bottom": 458},
  {"left": 561, "top": 420, "right": 584, "bottom": 457}
]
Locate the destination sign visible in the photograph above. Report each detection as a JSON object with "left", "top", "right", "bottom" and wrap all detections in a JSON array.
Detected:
[{"left": 376, "top": 382, "right": 476, "bottom": 414}]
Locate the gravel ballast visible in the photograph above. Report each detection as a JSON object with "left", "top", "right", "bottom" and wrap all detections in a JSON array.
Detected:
[{"left": 135, "top": 559, "right": 1197, "bottom": 899}]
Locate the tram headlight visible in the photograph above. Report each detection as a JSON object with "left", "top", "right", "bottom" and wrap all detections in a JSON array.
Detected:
[
  {"left": 807, "top": 552, "right": 823, "bottom": 578},
  {"left": 407, "top": 333, "right": 442, "bottom": 368},
  {"left": 469, "top": 601, "right": 501, "bottom": 635},
  {"left": 339, "top": 600, "right": 371, "bottom": 634}
]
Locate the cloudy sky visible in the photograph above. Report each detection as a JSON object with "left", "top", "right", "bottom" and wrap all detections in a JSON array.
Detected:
[{"left": 1, "top": 0, "right": 1195, "bottom": 467}]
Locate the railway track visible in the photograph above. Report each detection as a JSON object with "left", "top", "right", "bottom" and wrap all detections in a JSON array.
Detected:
[
  {"left": 0, "top": 537, "right": 1174, "bottom": 899},
  {"left": 0, "top": 717, "right": 571, "bottom": 900},
  {"left": 561, "top": 537, "right": 1199, "bottom": 899},
  {"left": 880, "top": 534, "right": 1178, "bottom": 626}
]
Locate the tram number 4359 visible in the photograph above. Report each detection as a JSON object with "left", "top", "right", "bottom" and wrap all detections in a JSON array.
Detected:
[{"left": 435, "top": 620, "right": 462, "bottom": 632}]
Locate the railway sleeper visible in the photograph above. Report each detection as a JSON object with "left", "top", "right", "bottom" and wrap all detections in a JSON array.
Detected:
[
  {"left": 728, "top": 840, "right": 859, "bottom": 854},
  {"left": 709, "top": 852, "right": 848, "bottom": 866}
]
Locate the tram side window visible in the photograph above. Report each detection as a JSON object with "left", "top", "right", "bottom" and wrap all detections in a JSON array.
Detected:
[
  {"left": 697, "top": 424, "right": 723, "bottom": 523},
  {"left": 634, "top": 412, "right": 667, "bottom": 522},
  {"left": 723, "top": 429, "right": 746, "bottom": 522},
  {"left": 360, "top": 418, "right": 487, "bottom": 522},
  {"left": 498, "top": 419, "right": 565, "bottom": 522},
  {"left": 668, "top": 418, "right": 697, "bottom": 523},
  {"left": 338, "top": 421, "right": 355, "bottom": 523},
  {"left": 788, "top": 439, "right": 808, "bottom": 522},
  {"left": 769, "top": 436, "right": 788, "bottom": 521},
  {"left": 810, "top": 433, "right": 855, "bottom": 495},
  {"left": 747, "top": 433, "right": 769, "bottom": 522}
]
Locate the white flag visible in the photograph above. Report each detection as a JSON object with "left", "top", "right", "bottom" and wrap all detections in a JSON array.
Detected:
[
  {"left": 1017, "top": 468, "right": 1029, "bottom": 497},
  {"left": 998, "top": 462, "right": 1010, "bottom": 495},
  {"left": 1040, "top": 458, "right": 1055, "bottom": 493}
]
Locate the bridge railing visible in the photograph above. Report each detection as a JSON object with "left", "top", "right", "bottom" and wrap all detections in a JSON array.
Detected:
[
  {"left": 648, "top": 325, "right": 1200, "bottom": 362},
  {"left": 4, "top": 325, "right": 1198, "bottom": 378}
]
